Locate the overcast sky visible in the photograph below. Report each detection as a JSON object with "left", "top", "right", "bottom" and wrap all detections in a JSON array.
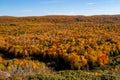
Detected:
[{"left": 0, "top": 0, "right": 120, "bottom": 16}]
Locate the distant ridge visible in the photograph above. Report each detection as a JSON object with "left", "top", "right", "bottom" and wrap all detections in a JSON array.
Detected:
[
  {"left": 0, "top": 15, "right": 120, "bottom": 24},
  {"left": 0, "top": 14, "right": 120, "bottom": 17}
]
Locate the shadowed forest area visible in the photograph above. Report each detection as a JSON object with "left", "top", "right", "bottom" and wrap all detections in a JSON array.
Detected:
[{"left": 0, "top": 15, "right": 120, "bottom": 79}]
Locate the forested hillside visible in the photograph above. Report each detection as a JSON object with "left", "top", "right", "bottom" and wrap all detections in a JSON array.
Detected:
[{"left": 0, "top": 15, "right": 120, "bottom": 79}]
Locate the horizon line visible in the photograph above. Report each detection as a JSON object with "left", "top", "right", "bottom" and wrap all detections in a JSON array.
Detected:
[{"left": 0, "top": 14, "right": 120, "bottom": 17}]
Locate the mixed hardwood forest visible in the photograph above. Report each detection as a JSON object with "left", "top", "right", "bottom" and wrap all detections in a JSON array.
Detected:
[{"left": 0, "top": 15, "right": 120, "bottom": 79}]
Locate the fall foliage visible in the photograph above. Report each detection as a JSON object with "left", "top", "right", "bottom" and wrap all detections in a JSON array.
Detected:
[{"left": 0, "top": 15, "right": 120, "bottom": 71}]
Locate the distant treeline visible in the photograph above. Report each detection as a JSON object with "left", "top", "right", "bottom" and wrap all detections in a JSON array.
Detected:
[{"left": 0, "top": 15, "right": 120, "bottom": 24}]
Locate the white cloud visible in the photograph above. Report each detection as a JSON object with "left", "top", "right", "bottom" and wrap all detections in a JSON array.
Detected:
[
  {"left": 21, "top": 9, "right": 33, "bottom": 13},
  {"left": 43, "top": 10, "right": 80, "bottom": 15},
  {"left": 40, "top": 0, "right": 63, "bottom": 4},
  {"left": 43, "top": 10, "right": 49, "bottom": 15},
  {"left": 87, "top": 2, "right": 96, "bottom": 5}
]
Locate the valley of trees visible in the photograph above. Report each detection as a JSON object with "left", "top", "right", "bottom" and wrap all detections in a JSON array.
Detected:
[{"left": 0, "top": 15, "right": 120, "bottom": 79}]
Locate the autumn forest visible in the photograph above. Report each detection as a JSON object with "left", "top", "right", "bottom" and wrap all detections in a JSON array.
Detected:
[{"left": 0, "top": 15, "right": 120, "bottom": 79}]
